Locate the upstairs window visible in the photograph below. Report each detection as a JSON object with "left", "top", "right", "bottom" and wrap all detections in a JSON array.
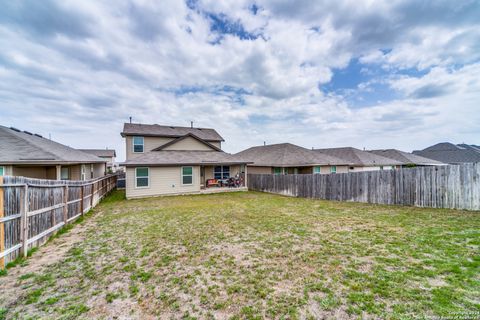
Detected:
[
  {"left": 182, "top": 167, "right": 193, "bottom": 185},
  {"left": 214, "top": 166, "right": 230, "bottom": 179},
  {"left": 313, "top": 166, "right": 321, "bottom": 174},
  {"left": 330, "top": 166, "right": 337, "bottom": 174},
  {"left": 133, "top": 136, "right": 144, "bottom": 153},
  {"left": 135, "top": 167, "right": 149, "bottom": 188}
]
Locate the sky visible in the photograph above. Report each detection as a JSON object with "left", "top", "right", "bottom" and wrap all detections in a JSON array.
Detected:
[{"left": 0, "top": 0, "right": 479, "bottom": 161}]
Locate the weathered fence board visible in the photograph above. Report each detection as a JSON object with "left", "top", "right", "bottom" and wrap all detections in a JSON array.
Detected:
[
  {"left": 248, "top": 164, "right": 480, "bottom": 211},
  {"left": 0, "top": 174, "right": 117, "bottom": 268}
]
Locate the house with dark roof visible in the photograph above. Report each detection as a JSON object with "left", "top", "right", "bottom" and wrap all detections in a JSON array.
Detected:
[
  {"left": 78, "top": 149, "right": 117, "bottom": 172},
  {"left": 120, "top": 123, "right": 250, "bottom": 198},
  {"left": 413, "top": 142, "right": 480, "bottom": 164},
  {"left": 368, "top": 149, "right": 445, "bottom": 167},
  {"left": 234, "top": 143, "right": 350, "bottom": 175},
  {"left": 0, "top": 125, "right": 107, "bottom": 180},
  {"left": 313, "top": 147, "right": 402, "bottom": 172}
]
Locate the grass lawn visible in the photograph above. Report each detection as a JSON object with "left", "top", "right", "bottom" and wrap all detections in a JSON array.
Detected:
[{"left": 1, "top": 190, "right": 479, "bottom": 319}]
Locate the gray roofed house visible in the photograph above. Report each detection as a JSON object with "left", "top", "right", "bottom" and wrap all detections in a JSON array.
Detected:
[
  {"left": 313, "top": 147, "right": 402, "bottom": 166},
  {"left": 121, "top": 123, "right": 224, "bottom": 142},
  {"left": 121, "top": 123, "right": 249, "bottom": 198},
  {"left": 368, "top": 149, "right": 445, "bottom": 166},
  {"left": 234, "top": 143, "right": 350, "bottom": 175},
  {"left": 235, "top": 143, "right": 348, "bottom": 167},
  {"left": 413, "top": 142, "right": 480, "bottom": 164},
  {"left": 0, "top": 125, "right": 107, "bottom": 180}
]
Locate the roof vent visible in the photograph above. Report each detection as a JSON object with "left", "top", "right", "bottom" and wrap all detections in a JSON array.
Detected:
[
  {"left": 23, "top": 131, "right": 33, "bottom": 135},
  {"left": 34, "top": 134, "right": 43, "bottom": 138},
  {"left": 10, "top": 127, "right": 20, "bottom": 132}
]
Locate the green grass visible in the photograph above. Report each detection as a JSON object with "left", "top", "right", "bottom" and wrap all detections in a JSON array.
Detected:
[{"left": 1, "top": 190, "right": 479, "bottom": 319}]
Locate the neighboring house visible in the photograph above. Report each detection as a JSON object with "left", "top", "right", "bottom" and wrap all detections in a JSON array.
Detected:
[
  {"left": 313, "top": 147, "right": 402, "bottom": 171},
  {"left": 368, "top": 149, "right": 446, "bottom": 167},
  {"left": 0, "top": 125, "right": 107, "bottom": 180},
  {"left": 78, "top": 149, "right": 117, "bottom": 172},
  {"left": 234, "top": 143, "right": 350, "bottom": 174},
  {"left": 413, "top": 142, "right": 480, "bottom": 164},
  {"left": 121, "top": 123, "right": 250, "bottom": 199}
]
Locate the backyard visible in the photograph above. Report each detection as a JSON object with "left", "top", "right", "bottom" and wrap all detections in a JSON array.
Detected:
[{"left": 0, "top": 190, "right": 479, "bottom": 319}]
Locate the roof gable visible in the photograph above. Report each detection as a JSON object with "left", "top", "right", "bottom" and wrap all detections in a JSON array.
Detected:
[
  {"left": 152, "top": 134, "right": 222, "bottom": 152},
  {"left": 121, "top": 123, "right": 224, "bottom": 141}
]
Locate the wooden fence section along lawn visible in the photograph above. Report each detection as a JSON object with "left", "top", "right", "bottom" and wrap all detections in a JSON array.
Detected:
[
  {"left": 0, "top": 174, "right": 118, "bottom": 268},
  {"left": 248, "top": 163, "right": 480, "bottom": 211}
]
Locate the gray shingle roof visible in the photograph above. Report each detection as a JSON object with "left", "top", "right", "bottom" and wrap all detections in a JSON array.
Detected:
[
  {"left": 413, "top": 142, "right": 480, "bottom": 164},
  {"left": 368, "top": 149, "right": 445, "bottom": 166},
  {"left": 122, "top": 151, "right": 251, "bottom": 166},
  {"left": 121, "top": 123, "right": 224, "bottom": 141},
  {"left": 313, "top": 147, "right": 402, "bottom": 166},
  {"left": 0, "top": 125, "right": 106, "bottom": 164},
  {"left": 234, "top": 143, "right": 349, "bottom": 167},
  {"left": 78, "top": 149, "right": 116, "bottom": 158}
]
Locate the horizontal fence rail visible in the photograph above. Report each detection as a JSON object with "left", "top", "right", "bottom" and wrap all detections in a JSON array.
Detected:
[
  {"left": 248, "top": 164, "right": 480, "bottom": 211},
  {"left": 0, "top": 174, "right": 118, "bottom": 268}
]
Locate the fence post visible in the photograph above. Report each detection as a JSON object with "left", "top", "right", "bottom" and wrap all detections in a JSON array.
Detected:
[
  {"left": 63, "top": 185, "right": 68, "bottom": 224},
  {"left": 90, "top": 182, "right": 94, "bottom": 209},
  {"left": 80, "top": 185, "right": 84, "bottom": 215},
  {"left": 0, "top": 177, "right": 4, "bottom": 269},
  {"left": 20, "top": 185, "right": 29, "bottom": 257}
]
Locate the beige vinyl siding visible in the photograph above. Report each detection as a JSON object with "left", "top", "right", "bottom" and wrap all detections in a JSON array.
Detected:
[
  {"left": 247, "top": 166, "right": 273, "bottom": 174},
  {"left": 125, "top": 136, "right": 175, "bottom": 160},
  {"left": 46, "top": 167, "right": 57, "bottom": 179},
  {"left": 12, "top": 166, "right": 49, "bottom": 179},
  {"left": 93, "top": 163, "right": 106, "bottom": 178},
  {"left": 209, "top": 141, "right": 222, "bottom": 149},
  {"left": 126, "top": 166, "right": 201, "bottom": 199},
  {"left": 163, "top": 136, "right": 216, "bottom": 151}
]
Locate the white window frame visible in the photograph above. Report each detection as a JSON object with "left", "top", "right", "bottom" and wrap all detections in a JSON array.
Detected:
[
  {"left": 181, "top": 166, "right": 193, "bottom": 185},
  {"left": 81, "top": 164, "right": 86, "bottom": 181},
  {"left": 61, "top": 167, "right": 69, "bottom": 180},
  {"left": 330, "top": 166, "right": 337, "bottom": 174},
  {"left": 135, "top": 167, "right": 150, "bottom": 188},
  {"left": 0, "top": 166, "right": 4, "bottom": 176},
  {"left": 133, "top": 136, "right": 144, "bottom": 153},
  {"left": 214, "top": 165, "right": 230, "bottom": 180},
  {"left": 313, "top": 166, "right": 321, "bottom": 174}
]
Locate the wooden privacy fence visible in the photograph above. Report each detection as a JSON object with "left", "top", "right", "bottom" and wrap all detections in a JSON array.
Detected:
[
  {"left": 248, "top": 164, "right": 480, "bottom": 211},
  {"left": 0, "top": 174, "right": 118, "bottom": 268}
]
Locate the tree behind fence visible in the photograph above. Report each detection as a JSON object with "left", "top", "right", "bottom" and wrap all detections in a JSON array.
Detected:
[
  {"left": 248, "top": 164, "right": 480, "bottom": 210},
  {"left": 0, "top": 174, "right": 117, "bottom": 268}
]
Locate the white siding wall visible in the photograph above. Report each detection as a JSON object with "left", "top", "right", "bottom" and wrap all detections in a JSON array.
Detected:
[
  {"left": 126, "top": 166, "right": 201, "bottom": 199},
  {"left": 125, "top": 136, "right": 174, "bottom": 160}
]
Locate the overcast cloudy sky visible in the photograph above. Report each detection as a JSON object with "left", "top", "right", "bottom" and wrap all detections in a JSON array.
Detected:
[{"left": 1, "top": 0, "right": 479, "bottom": 161}]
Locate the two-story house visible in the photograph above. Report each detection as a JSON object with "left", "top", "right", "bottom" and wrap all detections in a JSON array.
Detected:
[{"left": 120, "top": 123, "right": 251, "bottom": 199}]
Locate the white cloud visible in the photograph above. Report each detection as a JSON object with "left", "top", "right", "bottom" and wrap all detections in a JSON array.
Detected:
[{"left": 0, "top": 0, "right": 479, "bottom": 161}]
